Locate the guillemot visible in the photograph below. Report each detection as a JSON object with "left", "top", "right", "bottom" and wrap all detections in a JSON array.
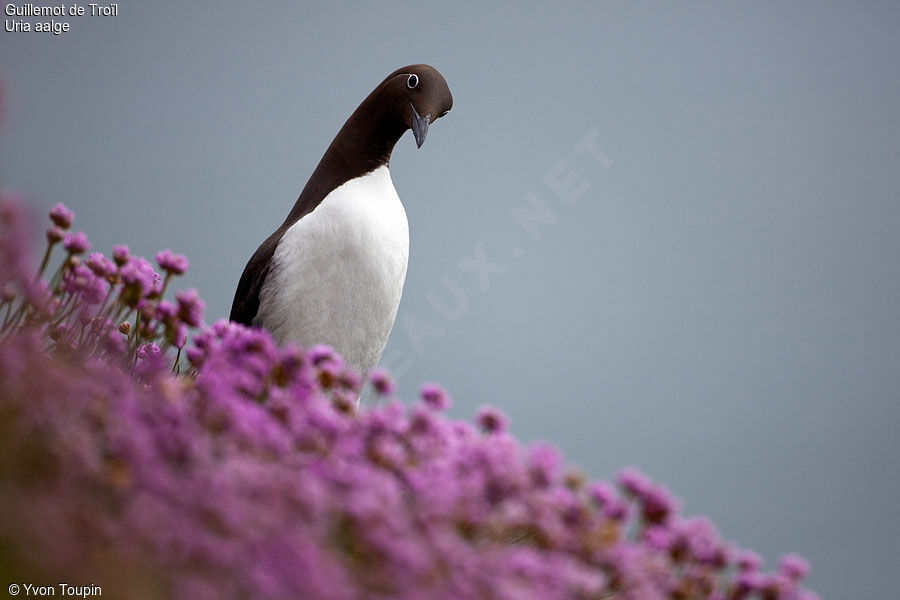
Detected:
[{"left": 230, "top": 64, "right": 453, "bottom": 374}]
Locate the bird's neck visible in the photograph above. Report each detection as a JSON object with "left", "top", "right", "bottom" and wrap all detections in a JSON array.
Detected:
[
  {"left": 327, "top": 97, "right": 407, "bottom": 170},
  {"left": 282, "top": 94, "right": 405, "bottom": 228}
]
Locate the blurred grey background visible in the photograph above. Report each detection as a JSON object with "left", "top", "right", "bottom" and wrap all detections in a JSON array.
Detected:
[{"left": 2, "top": 2, "right": 899, "bottom": 596}]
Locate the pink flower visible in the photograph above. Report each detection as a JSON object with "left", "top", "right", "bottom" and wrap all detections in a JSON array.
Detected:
[
  {"left": 589, "top": 481, "right": 618, "bottom": 509},
  {"left": 420, "top": 382, "right": 451, "bottom": 410},
  {"left": 63, "top": 231, "right": 90, "bottom": 254},
  {"left": 640, "top": 483, "right": 678, "bottom": 525},
  {"left": 137, "top": 341, "right": 161, "bottom": 360},
  {"left": 63, "top": 264, "right": 107, "bottom": 305},
  {"left": 120, "top": 256, "right": 157, "bottom": 304},
  {"left": 46, "top": 226, "right": 64, "bottom": 244},
  {"left": 528, "top": 442, "right": 561, "bottom": 487},
  {"left": 155, "top": 248, "right": 189, "bottom": 275},
  {"left": 369, "top": 368, "right": 395, "bottom": 396},
  {"left": 175, "top": 289, "right": 205, "bottom": 327},
  {"left": 475, "top": 404, "right": 507, "bottom": 434},
  {"left": 779, "top": 552, "right": 810, "bottom": 581},
  {"left": 307, "top": 344, "right": 339, "bottom": 367},
  {"left": 617, "top": 466, "right": 652, "bottom": 498},
  {"left": 85, "top": 252, "right": 116, "bottom": 279},
  {"left": 171, "top": 322, "right": 188, "bottom": 348},
  {"left": 737, "top": 549, "right": 763, "bottom": 572},
  {"left": 112, "top": 244, "right": 130, "bottom": 266},
  {"left": 48, "top": 203, "right": 74, "bottom": 228}
]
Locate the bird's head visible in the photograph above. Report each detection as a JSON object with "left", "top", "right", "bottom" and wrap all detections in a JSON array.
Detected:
[{"left": 380, "top": 64, "right": 453, "bottom": 148}]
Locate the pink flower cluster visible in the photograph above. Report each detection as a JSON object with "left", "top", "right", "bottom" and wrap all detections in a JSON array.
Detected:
[
  {"left": 0, "top": 192, "right": 817, "bottom": 599},
  {"left": 0, "top": 193, "right": 199, "bottom": 366}
]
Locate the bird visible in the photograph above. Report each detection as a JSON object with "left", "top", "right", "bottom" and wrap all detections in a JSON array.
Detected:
[{"left": 230, "top": 64, "right": 453, "bottom": 375}]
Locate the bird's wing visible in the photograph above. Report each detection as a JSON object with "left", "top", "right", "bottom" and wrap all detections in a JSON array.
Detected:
[
  {"left": 230, "top": 169, "right": 336, "bottom": 326},
  {"left": 229, "top": 231, "right": 283, "bottom": 326}
]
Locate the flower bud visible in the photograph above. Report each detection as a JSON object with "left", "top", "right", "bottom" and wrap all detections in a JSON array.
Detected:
[
  {"left": 112, "top": 244, "right": 130, "bottom": 266},
  {"left": 46, "top": 226, "right": 65, "bottom": 244},
  {"left": 63, "top": 231, "right": 90, "bottom": 254},
  {"left": 49, "top": 203, "right": 74, "bottom": 229}
]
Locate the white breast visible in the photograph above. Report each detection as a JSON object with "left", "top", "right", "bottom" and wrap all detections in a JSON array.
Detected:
[{"left": 255, "top": 165, "right": 409, "bottom": 374}]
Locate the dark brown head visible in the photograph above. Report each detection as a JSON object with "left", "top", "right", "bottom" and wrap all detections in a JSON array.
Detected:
[
  {"left": 301, "top": 64, "right": 453, "bottom": 212},
  {"left": 390, "top": 64, "right": 452, "bottom": 148},
  {"left": 367, "top": 64, "right": 454, "bottom": 149}
]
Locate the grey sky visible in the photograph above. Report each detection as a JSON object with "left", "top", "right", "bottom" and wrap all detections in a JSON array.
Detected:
[{"left": 3, "top": 2, "right": 900, "bottom": 597}]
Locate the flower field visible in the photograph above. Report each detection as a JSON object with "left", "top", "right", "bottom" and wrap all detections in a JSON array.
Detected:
[{"left": 0, "top": 193, "right": 817, "bottom": 599}]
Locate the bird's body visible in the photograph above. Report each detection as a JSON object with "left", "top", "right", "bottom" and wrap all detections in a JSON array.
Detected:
[
  {"left": 255, "top": 166, "right": 409, "bottom": 372},
  {"left": 230, "top": 65, "right": 452, "bottom": 374}
]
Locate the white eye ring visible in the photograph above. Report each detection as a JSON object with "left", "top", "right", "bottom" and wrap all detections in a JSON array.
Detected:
[{"left": 407, "top": 74, "right": 419, "bottom": 89}]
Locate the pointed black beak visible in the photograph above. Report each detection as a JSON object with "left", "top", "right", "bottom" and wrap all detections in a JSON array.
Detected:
[{"left": 410, "top": 102, "right": 430, "bottom": 148}]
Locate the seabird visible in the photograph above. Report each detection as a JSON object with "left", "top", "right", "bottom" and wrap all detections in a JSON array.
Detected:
[{"left": 230, "top": 64, "right": 453, "bottom": 374}]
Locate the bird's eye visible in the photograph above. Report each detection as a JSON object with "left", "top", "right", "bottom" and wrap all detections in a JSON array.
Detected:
[{"left": 407, "top": 74, "right": 419, "bottom": 89}]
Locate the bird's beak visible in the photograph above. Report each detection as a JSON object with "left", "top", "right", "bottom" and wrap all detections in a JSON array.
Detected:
[{"left": 410, "top": 102, "right": 430, "bottom": 149}]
